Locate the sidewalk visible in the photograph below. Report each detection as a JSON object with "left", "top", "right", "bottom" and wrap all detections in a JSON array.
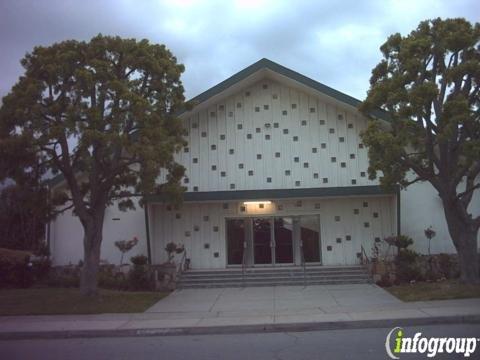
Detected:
[{"left": 1, "top": 284, "right": 480, "bottom": 339}]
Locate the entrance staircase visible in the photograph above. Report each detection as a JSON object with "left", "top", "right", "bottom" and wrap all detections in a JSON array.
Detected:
[{"left": 177, "top": 265, "right": 371, "bottom": 289}]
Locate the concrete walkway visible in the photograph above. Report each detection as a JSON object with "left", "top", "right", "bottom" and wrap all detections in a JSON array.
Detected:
[{"left": 1, "top": 284, "right": 480, "bottom": 339}]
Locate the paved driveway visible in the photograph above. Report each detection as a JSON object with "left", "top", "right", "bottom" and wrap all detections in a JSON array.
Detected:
[{"left": 146, "top": 284, "right": 403, "bottom": 325}]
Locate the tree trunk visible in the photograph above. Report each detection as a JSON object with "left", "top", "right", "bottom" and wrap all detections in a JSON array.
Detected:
[
  {"left": 442, "top": 198, "right": 479, "bottom": 284},
  {"left": 80, "top": 216, "right": 104, "bottom": 296}
]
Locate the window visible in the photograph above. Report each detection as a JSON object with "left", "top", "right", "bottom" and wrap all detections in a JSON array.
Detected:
[{"left": 282, "top": 110, "right": 288, "bottom": 115}]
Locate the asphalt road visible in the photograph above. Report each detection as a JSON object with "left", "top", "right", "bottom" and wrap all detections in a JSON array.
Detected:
[{"left": 1, "top": 323, "right": 479, "bottom": 360}]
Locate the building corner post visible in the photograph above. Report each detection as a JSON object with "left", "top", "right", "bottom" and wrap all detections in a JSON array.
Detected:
[{"left": 144, "top": 198, "right": 152, "bottom": 265}]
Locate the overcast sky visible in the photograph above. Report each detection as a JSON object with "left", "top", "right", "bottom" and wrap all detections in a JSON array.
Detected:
[{"left": 1, "top": 0, "right": 478, "bottom": 101}]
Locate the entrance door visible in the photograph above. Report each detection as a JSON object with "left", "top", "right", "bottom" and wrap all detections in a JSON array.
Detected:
[
  {"left": 226, "top": 219, "right": 245, "bottom": 265},
  {"left": 274, "top": 217, "right": 294, "bottom": 264},
  {"left": 253, "top": 218, "right": 272, "bottom": 264},
  {"left": 300, "top": 215, "right": 321, "bottom": 263}
]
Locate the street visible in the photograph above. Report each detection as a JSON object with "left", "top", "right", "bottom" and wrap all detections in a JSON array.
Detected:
[{"left": 1, "top": 323, "right": 479, "bottom": 360}]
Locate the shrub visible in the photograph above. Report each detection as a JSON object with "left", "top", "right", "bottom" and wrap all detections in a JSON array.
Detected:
[
  {"left": 31, "top": 258, "right": 51, "bottom": 281},
  {"left": 98, "top": 266, "right": 128, "bottom": 290},
  {"left": 395, "top": 249, "right": 421, "bottom": 282},
  {"left": 437, "top": 253, "right": 453, "bottom": 278},
  {"left": 46, "top": 272, "right": 80, "bottom": 288},
  {"left": 0, "top": 248, "right": 34, "bottom": 288},
  {"left": 128, "top": 255, "right": 152, "bottom": 291},
  {"left": 130, "top": 255, "right": 148, "bottom": 266}
]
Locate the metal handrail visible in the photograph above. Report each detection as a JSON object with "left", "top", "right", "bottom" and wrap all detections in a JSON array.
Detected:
[
  {"left": 241, "top": 241, "right": 247, "bottom": 287},
  {"left": 176, "top": 249, "right": 187, "bottom": 276},
  {"left": 360, "top": 245, "right": 370, "bottom": 266},
  {"left": 300, "top": 240, "right": 306, "bottom": 287}
]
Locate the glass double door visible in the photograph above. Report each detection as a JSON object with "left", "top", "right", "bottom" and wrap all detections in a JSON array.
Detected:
[{"left": 227, "top": 217, "right": 294, "bottom": 266}]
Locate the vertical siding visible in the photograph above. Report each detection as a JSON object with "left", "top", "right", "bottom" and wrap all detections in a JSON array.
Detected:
[
  {"left": 174, "top": 79, "right": 374, "bottom": 192},
  {"left": 150, "top": 195, "right": 395, "bottom": 268}
]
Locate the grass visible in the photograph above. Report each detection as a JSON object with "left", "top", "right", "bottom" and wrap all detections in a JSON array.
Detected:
[
  {"left": 0, "top": 287, "right": 169, "bottom": 315},
  {"left": 385, "top": 280, "right": 480, "bottom": 302}
]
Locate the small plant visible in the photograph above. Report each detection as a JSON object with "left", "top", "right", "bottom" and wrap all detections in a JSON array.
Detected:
[
  {"left": 424, "top": 226, "right": 436, "bottom": 256},
  {"left": 164, "top": 242, "right": 185, "bottom": 263},
  {"left": 114, "top": 236, "right": 139, "bottom": 265}
]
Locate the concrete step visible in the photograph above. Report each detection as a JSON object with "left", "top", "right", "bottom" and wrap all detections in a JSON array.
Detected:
[
  {"left": 181, "top": 270, "right": 367, "bottom": 280},
  {"left": 178, "top": 278, "right": 371, "bottom": 289},
  {"left": 184, "top": 266, "right": 364, "bottom": 276},
  {"left": 180, "top": 273, "right": 369, "bottom": 282},
  {"left": 177, "top": 266, "right": 371, "bottom": 289}
]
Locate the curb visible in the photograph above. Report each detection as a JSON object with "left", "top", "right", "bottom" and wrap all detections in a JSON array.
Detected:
[{"left": 2, "top": 315, "right": 480, "bottom": 340}]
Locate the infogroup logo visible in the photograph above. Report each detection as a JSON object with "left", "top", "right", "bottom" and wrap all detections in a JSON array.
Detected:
[{"left": 385, "top": 327, "right": 479, "bottom": 358}]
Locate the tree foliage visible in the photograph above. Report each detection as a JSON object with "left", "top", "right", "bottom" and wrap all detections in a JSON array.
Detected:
[
  {"left": 360, "top": 18, "right": 480, "bottom": 283},
  {"left": 0, "top": 34, "right": 187, "bottom": 294}
]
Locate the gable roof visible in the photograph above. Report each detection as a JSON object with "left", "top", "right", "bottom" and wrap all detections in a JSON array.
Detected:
[{"left": 183, "top": 58, "right": 390, "bottom": 121}]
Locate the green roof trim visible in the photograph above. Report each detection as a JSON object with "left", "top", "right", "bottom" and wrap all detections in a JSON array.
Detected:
[
  {"left": 145, "top": 185, "right": 397, "bottom": 203},
  {"left": 183, "top": 58, "right": 390, "bottom": 121}
]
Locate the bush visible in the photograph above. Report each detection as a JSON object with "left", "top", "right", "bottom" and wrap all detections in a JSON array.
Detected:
[
  {"left": 438, "top": 253, "right": 453, "bottom": 278},
  {"left": 130, "top": 255, "right": 148, "bottom": 266},
  {"left": 395, "top": 249, "right": 421, "bottom": 283},
  {"left": 98, "top": 266, "right": 128, "bottom": 290},
  {"left": 0, "top": 248, "right": 34, "bottom": 288},
  {"left": 128, "top": 255, "right": 152, "bottom": 291}
]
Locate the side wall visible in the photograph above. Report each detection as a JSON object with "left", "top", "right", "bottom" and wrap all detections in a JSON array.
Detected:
[
  {"left": 49, "top": 198, "right": 148, "bottom": 266},
  {"left": 150, "top": 195, "right": 395, "bottom": 268},
  {"left": 401, "top": 181, "right": 480, "bottom": 254}
]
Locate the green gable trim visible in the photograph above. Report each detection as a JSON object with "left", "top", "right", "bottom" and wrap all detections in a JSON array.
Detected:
[
  {"left": 145, "top": 185, "right": 397, "bottom": 203},
  {"left": 183, "top": 58, "right": 390, "bottom": 121}
]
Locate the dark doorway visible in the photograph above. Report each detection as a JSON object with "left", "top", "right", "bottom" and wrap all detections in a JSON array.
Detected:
[
  {"left": 253, "top": 218, "right": 272, "bottom": 264},
  {"left": 226, "top": 219, "right": 245, "bottom": 265},
  {"left": 274, "top": 217, "right": 293, "bottom": 263}
]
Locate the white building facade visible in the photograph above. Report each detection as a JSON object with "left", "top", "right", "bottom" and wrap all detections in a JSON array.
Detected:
[{"left": 49, "top": 59, "right": 480, "bottom": 268}]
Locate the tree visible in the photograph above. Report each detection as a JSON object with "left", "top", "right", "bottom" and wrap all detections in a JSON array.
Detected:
[
  {"left": 360, "top": 18, "right": 480, "bottom": 284},
  {"left": 0, "top": 35, "right": 187, "bottom": 295}
]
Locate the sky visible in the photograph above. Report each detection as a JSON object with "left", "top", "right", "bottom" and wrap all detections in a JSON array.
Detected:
[{"left": 0, "top": 0, "right": 479, "bottom": 101}]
